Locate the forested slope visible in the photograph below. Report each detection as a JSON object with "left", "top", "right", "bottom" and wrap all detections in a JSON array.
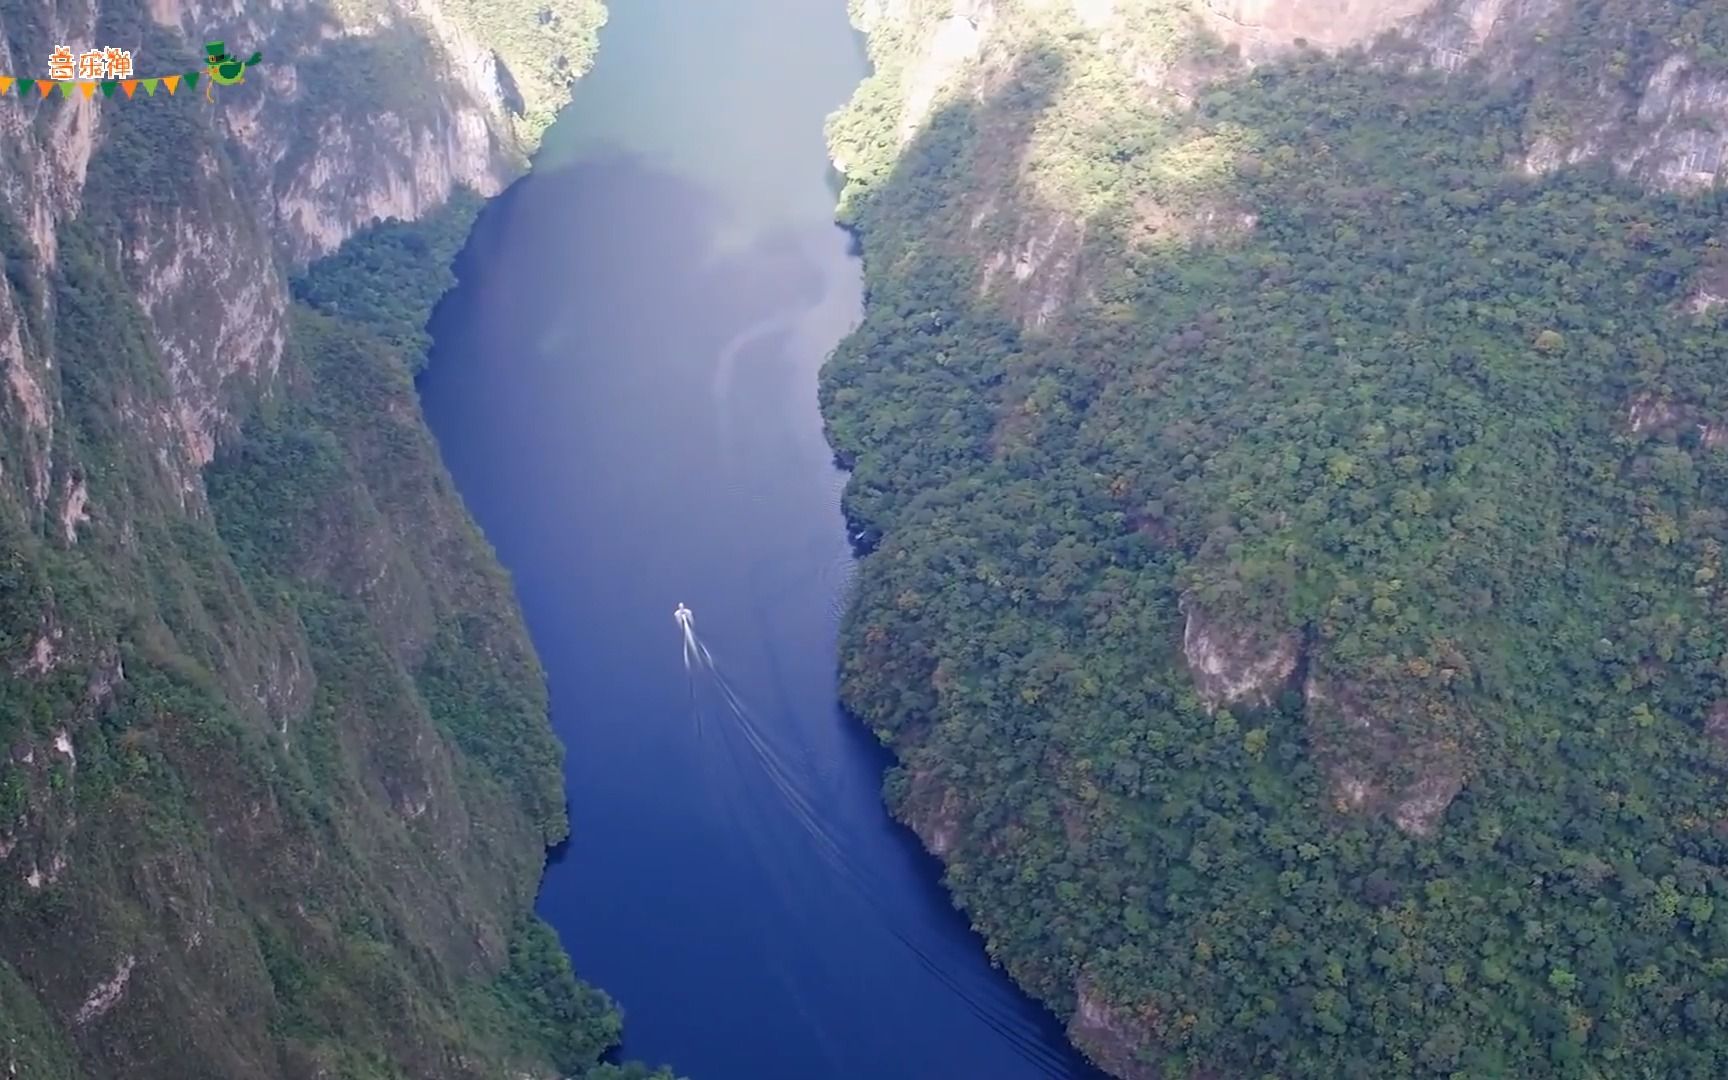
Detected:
[
  {"left": 824, "top": 0, "right": 1728, "bottom": 1075},
  {"left": 0, "top": 0, "right": 674, "bottom": 1076}
]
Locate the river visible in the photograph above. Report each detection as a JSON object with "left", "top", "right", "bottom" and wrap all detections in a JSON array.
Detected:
[{"left": 417, "top": 3, "right": 1103, "bottom": 1078}]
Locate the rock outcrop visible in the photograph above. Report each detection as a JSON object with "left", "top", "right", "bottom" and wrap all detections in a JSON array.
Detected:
[
  {"left": 1200, "top": 0, "right": 1435, "bottom": 60},
  {"left": 1179, "top": 595, "right": 1300, "bottom": 710},
  {"left": 1305, "top": 674, "right": 1468, "bottom": 837},
  {"left": 901, "top": 766, "right": 967, "bottom": 856},
  {"left": 1067, "top": 974, "right": 1160, "bottom": 1080}
]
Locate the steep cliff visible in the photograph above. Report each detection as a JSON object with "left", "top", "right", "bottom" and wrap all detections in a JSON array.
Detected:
[
  {"left": 0, "top": 0, "right": 635, "bottom": 1076},
  {"left": 827, "top": 0, "right": 1728, "bottom": 1075}
]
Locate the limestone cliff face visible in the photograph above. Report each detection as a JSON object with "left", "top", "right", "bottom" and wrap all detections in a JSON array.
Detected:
[
  {"left": 864, "top": 0, "right": 1728, "bottom": 173},
  {"left": 848, "top": 0, "right": 995, "bottom": 145},
  {"left": 1204, "top": 0, "right": 1728, "bottom": 193},
  {"left": 0, "top": 0, "right": 599, "bottom": 510},
  {"left": 0, "top": 0, "right": 605, "bottom": 1075},
  {"left": 0, "top": 0, "right": 590, "bottom": 744},
  {"left": 1199, "top": 0, "right": 1434, "bottom": 58},
  {"left": 835, "top": 0, "right": 1089, "bottom": 332},
  {"left": 1615, "top": 57, "right": 1728, "bottom": 189},
  {"left": 836, "top": 0, "right": 1728, "bottom": 334}
]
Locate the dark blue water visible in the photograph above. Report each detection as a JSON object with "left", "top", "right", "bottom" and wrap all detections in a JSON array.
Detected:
[{"left": 418, "top": 4, "right": 1104, "bottom": 1078}]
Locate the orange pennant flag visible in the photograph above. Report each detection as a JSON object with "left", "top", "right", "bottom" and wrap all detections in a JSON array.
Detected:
[
  {"left": 34, "top": 80, "right": 52, "bottom": 98},
  {"left": 0, "top": 78, "right": 13, "bottom": 95},
  {"left": 78, "top": 82, "right": 95, "bottom": 98},
  {"left": 120, "top": 80, "right": 137, "bottom": 98},
  {"left": 162, "top": 74, "right": 179, "bottom": 95}
]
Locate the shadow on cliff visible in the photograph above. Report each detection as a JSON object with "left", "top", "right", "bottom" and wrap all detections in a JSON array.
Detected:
[
  {"left": 816, "top": 14, "right": 1728, "bottom": 1078},
  {"left": 818, "top": 38, "right": 1177, "bottom": 1079}
]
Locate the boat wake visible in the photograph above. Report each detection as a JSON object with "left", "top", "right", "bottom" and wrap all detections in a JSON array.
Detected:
[{"left": 675, "top": 606, "right": 1084, "bottom": 1079}]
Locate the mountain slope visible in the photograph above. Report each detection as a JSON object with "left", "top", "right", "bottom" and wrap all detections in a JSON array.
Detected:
[
  {"left": 0, "top": 1, "right": 665, "bottom": 1077},
  {"left": 825, "top": 0, "right": 1728, "bottom": 1075}
]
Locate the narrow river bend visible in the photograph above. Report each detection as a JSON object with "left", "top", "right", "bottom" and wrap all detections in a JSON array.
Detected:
[{"left": 419, "top": 3, "right": 1104, "bottom": 1077}]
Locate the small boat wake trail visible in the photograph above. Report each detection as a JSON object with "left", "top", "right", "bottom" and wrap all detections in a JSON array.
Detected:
[{"left": 676, "top": 612, "right": 1083, "bottom": 1079}]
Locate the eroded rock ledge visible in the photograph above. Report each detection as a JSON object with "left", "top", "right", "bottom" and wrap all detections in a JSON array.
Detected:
[
  {"left": 1178, "top": 594, "right": 1300, "bottom": 711},
  {"left": 1179, "top": 594, "right": 1468, "bottom": 837}
]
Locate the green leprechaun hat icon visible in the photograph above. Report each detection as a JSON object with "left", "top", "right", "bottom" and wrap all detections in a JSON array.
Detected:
[{"left": 203, "top": 40, "right": 263, "bottom": 94}]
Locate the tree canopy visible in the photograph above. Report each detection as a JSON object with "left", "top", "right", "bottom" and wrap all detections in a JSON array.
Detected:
[{"left": 824, "top": 7, "right": 1728, "bottom": 1075}]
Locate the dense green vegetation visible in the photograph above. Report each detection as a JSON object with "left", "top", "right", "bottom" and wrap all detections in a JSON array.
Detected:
[
  {"left": 283, "top": 0, "right": 602, "bottom": 154},
  {"left": 441, "top": 0, "right": 608, "bottom": 143},
  {"left": 291, "top": 190, "right": 483, "bottom": 362},
  {"left": 458, "top": 916, "right": 654, "bottom": 1078},
  {"left": 204, "top": 243, "right": 649, "bottom": 1075},
  {"left": 826, "top": 4, "right": 1728, "bottom": 1077},
  {"left": 0, "top": 86, "right": 663, "bottom": 1075},
  {"left": 0, "top": 961, "right": 79, "bottom": 1078}
]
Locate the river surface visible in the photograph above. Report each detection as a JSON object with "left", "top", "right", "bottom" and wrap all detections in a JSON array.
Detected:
[{"left": 419, "top": 3, "right": 1103, "bottom": 1077}]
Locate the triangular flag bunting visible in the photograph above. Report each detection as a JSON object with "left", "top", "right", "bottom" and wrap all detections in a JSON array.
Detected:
[
  {"left": 35, "top": 80, "right": 52, "bottom": 97},
  {"left": 0, "top": 78, "right": 14, "bottom": 96},
  {"left": 78, "top": 82, "right": 96, "bottom": 99},
  {"left": 121, "top": 80, "right": 137, "bottom": 98},
  {"left": 100, "top": 81, "right": 116, "bottom": 98},
  {"left": 142, "top": 78, "right": 158, "bottom": 96},
  {"left": 183, "top": 71, "right": 199, "bottom": 91},
  {"left": 162, "top": 74, "right": 179, "bottom": 95},
  {"left": 58, "top": 82, "right": 74, "bottom": 98}
]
